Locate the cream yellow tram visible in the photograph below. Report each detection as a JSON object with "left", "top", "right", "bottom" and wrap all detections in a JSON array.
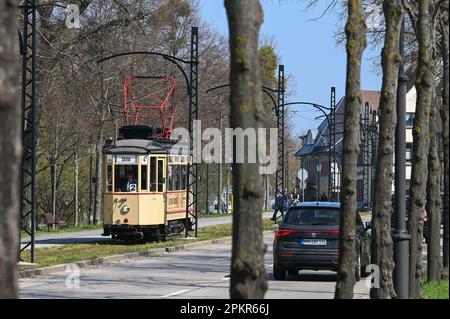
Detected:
[{"left": 101, "top": 125, "right": 194, "bottom": 241}]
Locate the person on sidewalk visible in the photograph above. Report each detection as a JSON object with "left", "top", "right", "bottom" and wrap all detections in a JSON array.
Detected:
[{"left": 272, "top": 188, "right": 288, "bottom": 223}]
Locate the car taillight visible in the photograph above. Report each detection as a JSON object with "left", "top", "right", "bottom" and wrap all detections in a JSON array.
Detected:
[{"left": 276, "top": 229, "right": 296, "bottom": 237}]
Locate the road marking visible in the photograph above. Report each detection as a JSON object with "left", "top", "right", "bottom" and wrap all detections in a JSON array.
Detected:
[{"left": 160, "top": 289, "right": 190, "bottom": 299}]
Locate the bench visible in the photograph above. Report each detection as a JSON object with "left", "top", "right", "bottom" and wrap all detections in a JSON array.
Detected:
[{"left": 44, "top": 213, "right": 68, "bottom": 231}]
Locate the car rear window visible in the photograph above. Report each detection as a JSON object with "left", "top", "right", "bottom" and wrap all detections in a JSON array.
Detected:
[{"left": 284, "top": 208, "right": 340, "bottom": 226}]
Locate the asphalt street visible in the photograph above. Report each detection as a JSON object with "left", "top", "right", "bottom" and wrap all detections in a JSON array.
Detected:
[
  {"left": 21, "top": 212, "right": 274, "bottom": 249},
  {"left": 19, "top": 233, "right": 371, "bottom": 299}
]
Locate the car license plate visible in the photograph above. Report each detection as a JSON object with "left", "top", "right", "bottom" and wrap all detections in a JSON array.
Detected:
[{"left": 301, "top": 239, "right": 327, "bottom": 246}]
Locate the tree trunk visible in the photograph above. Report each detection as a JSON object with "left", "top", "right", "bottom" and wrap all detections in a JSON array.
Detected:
[
  {"left": 51, "top": 120, "right": 59, "bottom": 229},
  {"left": 93, "top": 130, "right": 104, "bottom": 225},
  {"left": 408, "top": 0, "right": 434, "bottom": 299},
  {"left": 426, "top": 88, "right": 442, "bottom": 282},
  {"left": 89, "top": 144, "right": 94, "bottom": 225},
  {"left": 0, "top": 0, "right": 21, "bottom": 299},
  {"left": 370, "top": 0, "right": 403, "bottom": 299},
  {"left": 218, "top": 110, "right": 223, "bottom": 213},
  {"left": 74, "top": 141, "right": 79, "bottom": 226},
  {"left": 439, "top": 11, "right": 449, "bottom": 276},
  {"left": 335, "top": 0, "right": 367, "bottom": 299},
  {"left": 225, "top": 0, "right": 268, "bottom": 299}
]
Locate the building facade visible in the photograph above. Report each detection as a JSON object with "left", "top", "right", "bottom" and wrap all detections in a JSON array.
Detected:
[{"left": 294, "top": 90, "right": 380, "bottom": 207}]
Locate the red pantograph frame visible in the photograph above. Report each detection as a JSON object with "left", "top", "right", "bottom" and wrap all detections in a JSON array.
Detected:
[{"left": 123, "top": 76, "right": 176, "bottom": 139}]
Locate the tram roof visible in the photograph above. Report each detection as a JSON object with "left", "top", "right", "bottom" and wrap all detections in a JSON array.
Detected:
[{"left": 103, "top": 139, "right": 188, "bottom": 155}]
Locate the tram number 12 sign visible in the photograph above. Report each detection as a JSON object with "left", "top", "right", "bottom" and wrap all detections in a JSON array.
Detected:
[{"left": 116, "top": 155, "right": 137, "bottom": 164}]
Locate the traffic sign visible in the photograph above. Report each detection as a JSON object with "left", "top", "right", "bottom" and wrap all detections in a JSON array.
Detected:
[{"left": 297, "top": 168, "right": 308, "bottom": 189}]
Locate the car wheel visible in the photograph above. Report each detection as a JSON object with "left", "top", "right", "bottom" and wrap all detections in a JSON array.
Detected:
[
  {"left": 273, "top": 264, "right": 286, "bottom": 280},
  {"left": 287, "top": 269, "right": 298, "bottom": 277},
  {"left": 355, "top": 252, "right": 361, "bottom": 281}
]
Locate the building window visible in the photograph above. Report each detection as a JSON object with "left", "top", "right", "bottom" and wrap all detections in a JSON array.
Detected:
[
  {"left": 406, "top": 143, "right": 413, "bottom": 162},
  {"left": 406, "top": 113, "right": 415, "bottom": 128}
]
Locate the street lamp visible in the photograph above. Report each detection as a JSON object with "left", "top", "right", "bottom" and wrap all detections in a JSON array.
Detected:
[{"left": 393, "top": 18, "right": 410, "bottom": 299}]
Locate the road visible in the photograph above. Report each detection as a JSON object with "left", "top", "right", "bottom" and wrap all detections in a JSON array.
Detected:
[
  {"left": 19, "top": 233, "right": 370, "bottom": 299},
  {"left": 21, "top": 212, "right": 274, "bottom": 249}
]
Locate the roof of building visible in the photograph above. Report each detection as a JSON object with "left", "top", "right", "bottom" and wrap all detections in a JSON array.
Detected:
[{"left": 294, "top": 90, "right": 381, "bottom": 159}]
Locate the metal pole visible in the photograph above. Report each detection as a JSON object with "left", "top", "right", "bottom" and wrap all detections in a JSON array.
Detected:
[
  {"left": 393, "top": 19, "right": 410, "bottom": 299},
  {"left": 316, "top": 158, "right": 320, "bottom": 200},
  {"left": 302, "top": 161, "right": 305, "bottom": 202},
  {"left": 227, "top": 166, "right": 230, "bottom": 212},
  {"left": 329, "top": 87, "right": 336, "bottom": 201},
  {"left": 206, "top": 163, "right": 209, "bottom": 214},
  {"left": 371, "top": 110, "right": 377, "bottom": 210},
  {"left": 186, "top": 27, "right": 199, "bottom": 238},
  {"left": 277, "top": 65, "right": 286, "bottom": 214},
  {"left": 264, "top": 174, "right": 267, "bottom": 210},
  {"left": 19, "top": 0, "right": 37, "bottom": 263},
  {"left": 218, "top": 110, "right": 223, "bottom": 214},
  {"left": 317, "top": 164, "right": 322, "bottom": 201},
  {"left": 89, "top": 144, "right": 93, "bottom": 224}
]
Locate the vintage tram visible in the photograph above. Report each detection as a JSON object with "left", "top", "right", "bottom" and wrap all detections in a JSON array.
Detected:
[
  {"left": 101, "top": 125, "right": 193, "bottom": 241},
  {"left": 101, "top": 76, "right": 194, "bottom": 241}
]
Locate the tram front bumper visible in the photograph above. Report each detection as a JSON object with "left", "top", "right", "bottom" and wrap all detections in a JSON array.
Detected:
[{"left": 102, "top": 224, "right": 144, "bottom": 239}]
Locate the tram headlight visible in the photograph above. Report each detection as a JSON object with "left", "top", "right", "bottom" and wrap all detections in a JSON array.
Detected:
[{"left": 120, "top": 205, "right": 131, "bottom": 215}]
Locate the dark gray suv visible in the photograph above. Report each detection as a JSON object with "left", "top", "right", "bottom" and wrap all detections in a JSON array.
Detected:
[{"left": 273, "top": 202, "right": 371, "bottom": 280}]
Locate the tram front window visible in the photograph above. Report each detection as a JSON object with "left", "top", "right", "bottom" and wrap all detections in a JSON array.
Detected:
[{"left": 115, "top": 165, "right": 138, "bottom": 192}]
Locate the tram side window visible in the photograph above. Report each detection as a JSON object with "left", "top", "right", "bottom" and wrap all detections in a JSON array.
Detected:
[
  {"left": 106, "top": 165, "right": 113, "bottom": 192},
  {"left": 181, "top": 164, "right": 187, "bottom": 190},
  {"left": 141, "top": 164, "right": 148, "bottom": 191},
  {"left": 150, "top": 157, "right": 156, "bottom": 192},
  {"left": 114, "top": 165, "right": 138, "bottom": 192},
  {"left": 168, "top": 165, "right": 174, "bottom": 191},
  {"left": 167, "top": 163, "right": 187, "bottom": 191},
  {"left": 174, "top": 165, "right": 181, "bottom": 191},
  {"left": 158, "top": 159, "right": 164, "bottom": 192}
]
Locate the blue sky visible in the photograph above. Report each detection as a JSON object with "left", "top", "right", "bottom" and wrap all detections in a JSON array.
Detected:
[{"left": 199, "top": 0, "right": 382, "bottom": 135}]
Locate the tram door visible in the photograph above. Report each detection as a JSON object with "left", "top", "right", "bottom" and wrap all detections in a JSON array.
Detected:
[{"left": 141, "top": 156, "right": 166, "bottom": 225}]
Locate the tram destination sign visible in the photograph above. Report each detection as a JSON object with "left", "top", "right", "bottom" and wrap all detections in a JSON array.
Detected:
[{"left": 116, "top": 155, "right": 137, "bottom": 164}]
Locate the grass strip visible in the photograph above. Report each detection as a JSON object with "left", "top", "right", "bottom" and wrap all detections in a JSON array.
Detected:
[
  {"left": 20, "top": 219, "right": 275, "bottom": 270},
  {"left": 422, "top": 280, "right": 449, "bottom": 299}
]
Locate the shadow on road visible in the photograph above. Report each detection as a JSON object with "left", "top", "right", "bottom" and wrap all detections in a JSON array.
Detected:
[
  {"left": 267, "top": 271, "right": 337, "bottom": 282},
  {"left": 21, "top": 237, "right": 110, "bottom": 246}
]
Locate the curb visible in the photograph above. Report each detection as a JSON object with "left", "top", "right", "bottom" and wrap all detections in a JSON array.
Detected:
[{"left": 19, "top": 231, "right": 272, "bottom": 279}]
